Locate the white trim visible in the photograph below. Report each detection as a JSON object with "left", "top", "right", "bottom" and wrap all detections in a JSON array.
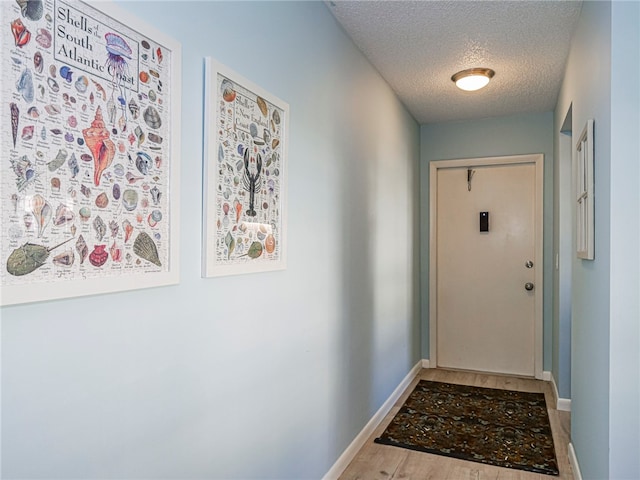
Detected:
[
  {"left": 568, "top": 443, "right": 583, "bottom": 480},
  {"left": 549, "top": 372, "right": 572, "bottom": 411},
  {"left": 322, "top": 361, "right": 422, "bottom": 480},
  {"left": 557, "top": 397, "right": 572, "bottom": 412},
  {"left": 429, "top": 154, "right": 544, "bottom": 379},
  {"left": 542, "top": 371, "right": 552, "bottom": 381},
  {"left": 421, "top": 359, "right": 431, "bottom": 369}
]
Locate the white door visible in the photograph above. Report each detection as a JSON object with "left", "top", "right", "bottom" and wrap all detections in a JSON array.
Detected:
[{"left": 430, "top": 155, "right": 543, "bottom": 378}]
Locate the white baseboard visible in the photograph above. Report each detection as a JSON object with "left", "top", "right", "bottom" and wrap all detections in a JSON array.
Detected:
[
  {"left": 322, "top": 361, "right": 422, "bottom": 480},
  {"left": 568, "top": 443, "right": 583, "bottom": 480},
  {"left": 549, "top": 372, "right": 572, "bottom": 412},
  {"left": 421, "top": 358, "right": 430, "bottom": 369}
]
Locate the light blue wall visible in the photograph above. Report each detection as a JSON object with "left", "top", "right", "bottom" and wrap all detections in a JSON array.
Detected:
[
  {"left": 555, "top": 2, "right": 640, "bottom": 477},
  {"left": 555, "top": 1, "right": 612, "bottom": 478},
  {"left": 420, "top": 112, "right": 555, "bottom": 371},
  {"left": 608, "top": 1, "right": 639, "bottom": 478},
  {"left": 1, "top": 2, "right": 421, "bottom": 478}
]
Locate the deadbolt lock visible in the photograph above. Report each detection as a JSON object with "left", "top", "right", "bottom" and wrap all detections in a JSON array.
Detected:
[{"left": 525, "top": 282, "right": 535, "bottom": 291}]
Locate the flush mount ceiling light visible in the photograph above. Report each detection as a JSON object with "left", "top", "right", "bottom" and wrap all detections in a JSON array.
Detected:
[{"left": 451, "top": 68, "right": 495, "bottom": 92}]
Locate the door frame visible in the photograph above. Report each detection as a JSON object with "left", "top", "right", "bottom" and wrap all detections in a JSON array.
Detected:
[{"left": 429, "top": 154, "right": 544, "bottom": 379}]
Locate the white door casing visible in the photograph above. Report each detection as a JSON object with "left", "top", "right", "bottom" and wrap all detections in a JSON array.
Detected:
[{"left": 429, "top": 154, "right": 544, "bottom": 379}]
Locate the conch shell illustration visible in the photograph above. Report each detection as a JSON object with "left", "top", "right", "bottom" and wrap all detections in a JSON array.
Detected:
[
  {"left": 82, "top": 107, "right": 115, "bottom": 186},
  {"left": 29, "top": 194, "right": 52, "bottom": 237}
]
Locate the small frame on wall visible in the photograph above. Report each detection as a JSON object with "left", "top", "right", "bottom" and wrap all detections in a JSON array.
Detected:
[
  {"left": 0, "top": 0, "right": 182, "bottom": 305},
  {"left": 202, "top": 58, "right": 288, "bottom": 277},
  {"left": 575, "top": 119, "right": 594, "bottom": 260}
]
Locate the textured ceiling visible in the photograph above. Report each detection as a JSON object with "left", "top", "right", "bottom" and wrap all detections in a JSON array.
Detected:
[{"left": 327, "top": 1, "right": 582, "bottom": 124}]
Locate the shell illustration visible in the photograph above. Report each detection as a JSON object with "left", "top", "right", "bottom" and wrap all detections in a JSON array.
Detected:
[
  {"left": 47, "top": 148, "right": 67, "bottom": 172},
  {"left": 109, "top": 220, "right": 119, "bottom": 238},
  {"left": 93, "top": 215, "right": 106, "bottom": 241},
  {"left": 148, "top": 133, "right": 162, "bottom": 144},
  {"left": 10, "top": 103, "right": 19, "bottom": 147},
  {"left": 60, "top": 65, "right": 73, "bottom": 82},
  {"left": 17, "top": 0, "right": 44, "bottom": 21},
  {"left": 35, "top": 28, "right": 51, "bottom": 49},
  {"left": 68, "top": 153, "right": 79, "bottom": 178},
  {"left": 33, "top": 51, "right": 43, "bottom": 73},
  {"left": 53, "top": 203, "right": 74, "bottom": 226},
  {"left": 110, "top": 242, "right": 122, "bottom": 262},
  {"left": 128, "top": 98, "right": 139, "bottom": 119},
  {"left": 95, "top": 192, "right": 109, "bottom": 208},
  {"left": 136, "top": 151, "right": 152, "bottom": 175},
  {"left": 122, "top": 189, "right": 138, "bottom": 211},
  {"left": 53, "top": 250, "right": 74, "bottom": 267},
  {"left": 133, "top": 232, "right": 161, "bottom": 266},
  {"left": 150, "top": 186, "right": 161, "bottom": 205},
  {"left": 92, "top": 80, "right": 106, "bottom": 100},
  {"left": 106, "top": 98, "right": 116, "bottom": 124},
  {"left": 256, "top": 96, "right": 268, "bottom": 116},
  {"left": 29, "top": 194, "right": 52, "bottom": 237},
  {"left": 11, "top": 18, "right": 30, "bottom": 47},
  {"left": 76, "top": 235, "right": 88, "bottom": 264},
  {"left": 45, "top": 104, "right": 60, "bottom": 115},
  {"left": 22, "top": 125, "right": 34, "bottom": 141},
  {"left": 221, "top": 80, "right": 236, "bottom": 102},
  {"left": 6, "top": 237, "right": 73, "bottom": 276},
  {"left": 12, "top": 155, "right": 36, "bottom": 191},
  {"left": 122, "top": 220, "right": 134, "bottom": 243},
  {"left": 79, "top": 207, "right": 91, "bottom": 221},
  {"left": 16, "top": 68, "right": 34, "bottom": 103},
  {"left": 134, "top": 126, "right": 145, "bottom": 146},
  {"left": 75, "top": 75, "right": 88, "bottom": 93},
  {"left": 82, "top": 107, "right": 116, "bottom": 186},
  {"left": 265, "top": 234, "right": 276, "bottom": 254},
  {"left": 112, "top": 183, "right": 121, "bottom": 200},
  {"left": 143, "top": 105, "right": 161, "bottom": 129},
  {"left": 47, "top": 77, "right": 59, "bottom": 92},
  {"left": 89, "top": 245, "right": 108, "bottom": 267},
  {"left": 224, "top": 231, "right": 235, "bottom": 259},
  {"left": 125, "top": 172, "right": 143, "bottom": 184}
]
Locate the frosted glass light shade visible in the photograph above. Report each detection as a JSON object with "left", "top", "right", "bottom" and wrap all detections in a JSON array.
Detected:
[{"left": 452, "top": 68, "right": 495, "bottom": 92}]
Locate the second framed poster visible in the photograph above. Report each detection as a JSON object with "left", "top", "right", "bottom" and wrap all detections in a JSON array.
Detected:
[{"left": 203, "top": 58, "right": 288, "bottom": 277}]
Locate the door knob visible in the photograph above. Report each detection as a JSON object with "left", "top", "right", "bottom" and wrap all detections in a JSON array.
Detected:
[
  {"left": 525, "top": 260, "right": 534, "bottom": 268},
  {"left": 525, "top": 282, "right": 534, "bottom": 291}
]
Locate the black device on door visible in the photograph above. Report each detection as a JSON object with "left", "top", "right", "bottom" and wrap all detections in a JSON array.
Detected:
[{"left": 480, "top": 212, "right": 489, "bottom": 232}]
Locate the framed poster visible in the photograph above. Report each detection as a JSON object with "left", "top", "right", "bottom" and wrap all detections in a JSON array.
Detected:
[
  {"left": 203, "top": 58, "right": 288, "bottom": 277},
  {"left": 0, "top": 0, "right": 181, "bottom": 306}
]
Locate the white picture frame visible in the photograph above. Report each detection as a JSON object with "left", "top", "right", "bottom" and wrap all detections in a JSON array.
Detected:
[
  {"left": 203, "top": 58, "right": 288, "bottom": 277},
  {"left": 0, "top": 0, "right": 181, "bottom": 305},
  {"left": 575, "top": 119, "right": 594, "bottom": 260}
]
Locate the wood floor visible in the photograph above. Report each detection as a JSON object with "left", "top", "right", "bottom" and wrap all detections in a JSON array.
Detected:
[{"left": 339, "top": 368, "right": 573, "bottom": 480}]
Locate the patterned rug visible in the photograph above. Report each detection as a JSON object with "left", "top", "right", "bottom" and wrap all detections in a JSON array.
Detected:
[{"left": 374, "top": 380, "right": 559, "bottom": 476}]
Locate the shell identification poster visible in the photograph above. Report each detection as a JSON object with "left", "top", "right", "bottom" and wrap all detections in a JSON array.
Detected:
[{"left": 1, "top": 0, "right": 179, "bottom": 305}]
